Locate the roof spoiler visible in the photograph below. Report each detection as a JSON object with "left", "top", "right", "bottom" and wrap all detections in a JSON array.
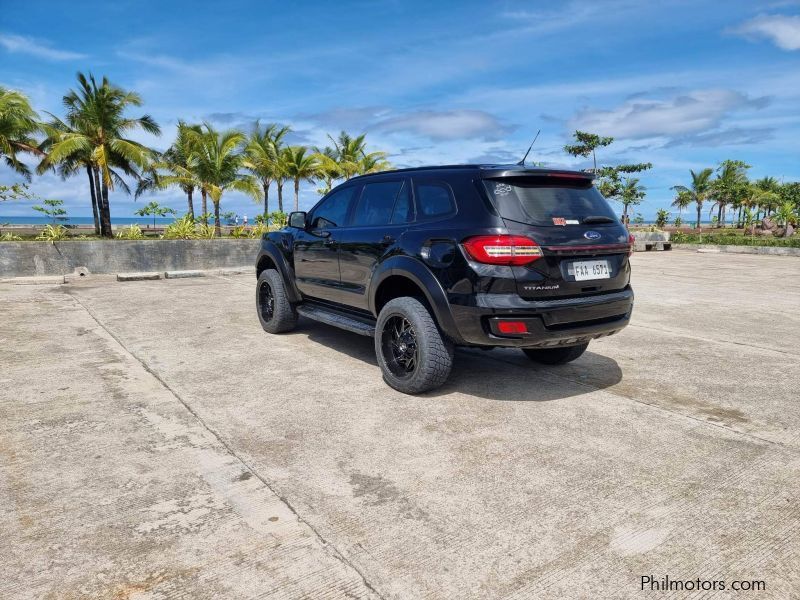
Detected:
[{"left": 481, "top": 168, "right": 596, "bottom": 181}]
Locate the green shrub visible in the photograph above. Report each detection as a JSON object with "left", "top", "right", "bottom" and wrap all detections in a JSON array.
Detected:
[
  {"left": 36, "top": 224, "right": 69, "bottom": 242},
  {"left": 250, "top": 222, "right": 270, "bottom": 238},
  {"left": 0, "top": 232, "right": 23, "bottom": 241},
  {"left": 161, "top": 216, "right": 198, "bottom": 239},
  {"left": 115, "top": 224, "right": 145, "bottom": 240},
  {"left": 671, "top": 232, "right": 800, "bottom": 248},
  {"left": 229, "top": 225, "right": 249, "bottom": 238},
  {"left": 269, "top": 211, "right": 288, "bottom": 228},
  {"left": 195, "top": 222, "right": 216, "bottom": 239}
]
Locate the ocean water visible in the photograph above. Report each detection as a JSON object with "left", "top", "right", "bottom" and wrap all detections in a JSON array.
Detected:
[{"left": 2, "top": 216, "right": 193, "bottom": 226}]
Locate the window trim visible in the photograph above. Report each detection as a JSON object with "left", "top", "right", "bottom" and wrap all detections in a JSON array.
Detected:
[{"left": 411, "top": 178, "right": 458, "bottom": 223}]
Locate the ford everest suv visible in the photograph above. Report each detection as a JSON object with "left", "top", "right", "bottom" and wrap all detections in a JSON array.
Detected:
[{"left": 255, "top": 165, "right": 633, "bottom": 394}]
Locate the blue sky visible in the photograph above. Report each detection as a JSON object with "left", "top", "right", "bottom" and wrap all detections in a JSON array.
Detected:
[{"left": 1, "top": 0, "right": 799, "bottom": 220}]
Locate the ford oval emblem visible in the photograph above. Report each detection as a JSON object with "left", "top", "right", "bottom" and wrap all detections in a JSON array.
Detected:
[{"left": 584, "top": 230, "right": 602, "bottom": 240}]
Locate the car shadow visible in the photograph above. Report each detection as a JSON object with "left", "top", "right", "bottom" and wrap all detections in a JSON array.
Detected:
[{"left": 296, "top": 318, "right": 623, "bottom": 402}]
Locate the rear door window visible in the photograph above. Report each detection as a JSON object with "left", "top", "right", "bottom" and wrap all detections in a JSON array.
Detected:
[
  {"left": 390, "top": 182, "right": 414, "bottom": 224},
  {"left": 414, "top": 181, "right": 456, "bottom": 221},
  {"left": 352, "top": 180, "right": 406, "bottom": 227},
  {"left": 483, "top": 177, "right": 618, "bottom": 226}
]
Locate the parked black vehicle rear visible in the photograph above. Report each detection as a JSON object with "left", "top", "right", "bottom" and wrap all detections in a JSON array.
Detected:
[{"left": 256, "top": 164, "right": 633, "bottom": 394}]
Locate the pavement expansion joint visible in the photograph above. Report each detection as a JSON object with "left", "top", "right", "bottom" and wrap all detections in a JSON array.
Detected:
[{"left": 62, "top": 286, "right": 388, "bottom": 600}]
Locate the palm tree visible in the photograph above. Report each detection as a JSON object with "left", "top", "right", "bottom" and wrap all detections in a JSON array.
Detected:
[
  {"left": 709, "top": 160, "right": 750, "bottom": 228},
  {"left": 774, "top": 201, "right": 797, "bottom": 237},
  {"left": 356, "top": 151, "right": 390, "bottom": 176},
  {"left": 137, "top": 122, "right": 202, "bottom": 219},
  {"left": 40, "top": 116, "right": 137, "bottom": 235},
  {"left": 182, "top": 123, "right": 259, "bottom": 235},
  {"left": 328, "top": 131, "right": 368, "bottom": 180},
  {"left": 671, "top": 189, "right": 692, "bottom": 221},
  {"left": 0, "top": 87, "right": 43, "bottom": 179},
  {"left": 315, "top": 131, "right": 389, "bottom": 192},
  {"left": 44, "top": 73, "right": 160, "bottom": 237},
  {"left": 281, "top": 146, "right": 319, "bottom": 212},
  {"left": 752, "top": 176, "right": 780, "bottom": 219},
  {"left": 619, "top": 177, "right": 645, "bottom": 221},
  {"left": 243, "top": 121, "right": 290, "bottom": 219},
  {"left": 312, "top": 145, "right": 342, "bottom": 195},
  {"left": 672, "top": 168, "right": 714, "bottom": 229}
]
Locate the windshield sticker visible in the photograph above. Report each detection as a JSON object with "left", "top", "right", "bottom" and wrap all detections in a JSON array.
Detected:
[
  {"left": 494, "top": 182, "right": 513, "bottom": 196},
  {"left": 552, "top": 217, "right": 566, "bottom": 226}
]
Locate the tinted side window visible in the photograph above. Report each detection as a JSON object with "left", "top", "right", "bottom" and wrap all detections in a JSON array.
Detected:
[
  {"left": 352, "top": 181, "right": 403, "bottom": 226},
  {"left": 390, "top": 182, "right": 414, "bottom": 224},
  {"left": 311, "top": 187, "right": 357, "bottom": 229},
  {"left": 415, "top": 181, "right": 456, "bottom": 220}
]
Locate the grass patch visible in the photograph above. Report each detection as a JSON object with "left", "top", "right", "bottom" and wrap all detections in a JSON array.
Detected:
[{"left": 671, "top": 232, "right": 800, "bottom": 248}]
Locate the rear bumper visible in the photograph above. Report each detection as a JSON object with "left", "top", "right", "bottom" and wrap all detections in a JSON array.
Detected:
[{"left": 448, "top": 288, "right": 633, "bottom": 348}]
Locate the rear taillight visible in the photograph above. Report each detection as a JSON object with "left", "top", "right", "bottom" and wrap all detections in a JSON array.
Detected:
[
  {"left": 462, "top": 235, "right": 542, "bottom": 266},
  {"left": 628, "top": 234, "right": 635, "bottom": 256}
]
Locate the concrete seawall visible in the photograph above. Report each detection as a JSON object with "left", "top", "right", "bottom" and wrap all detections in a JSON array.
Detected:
[
  {"left": 671, "top": 243, "right": 800, "bottom": 256},
  {"left": 0, "top": 240, "right": 261, "bottom": 278}
]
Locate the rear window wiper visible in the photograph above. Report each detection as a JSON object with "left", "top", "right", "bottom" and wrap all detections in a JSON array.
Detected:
[{"left": 582, "top": 215, "right": 615, "bottom": 224}]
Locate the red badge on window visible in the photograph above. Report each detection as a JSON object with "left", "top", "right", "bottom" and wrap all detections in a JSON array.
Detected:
[{"left": 552, "top": 217, "right": 566, "bottom": 226}]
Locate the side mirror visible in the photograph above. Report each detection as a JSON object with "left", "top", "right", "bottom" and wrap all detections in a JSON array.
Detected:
[{"left": 288, "top": 211, "right": 307, "bottom": 229}]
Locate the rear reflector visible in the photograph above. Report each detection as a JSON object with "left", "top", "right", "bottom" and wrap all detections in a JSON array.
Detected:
[
  {"left": 462, "top": 235, "right": 542, "bottom": 266},
  {"left": 497, "top": 321, "right": 528, "bottom": 334}
]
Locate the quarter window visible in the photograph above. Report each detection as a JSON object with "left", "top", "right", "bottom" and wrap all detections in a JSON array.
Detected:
[
  {"left": 415, "top": 181, "right": 456, "bottom": 220},
  {"left": 311, "top": 187, "right": 357, "bottom": 229}
]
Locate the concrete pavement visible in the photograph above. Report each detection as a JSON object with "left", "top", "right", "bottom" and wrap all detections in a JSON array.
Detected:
[{"left": 1, "top": 250, "right": 798, "bottom": 598}]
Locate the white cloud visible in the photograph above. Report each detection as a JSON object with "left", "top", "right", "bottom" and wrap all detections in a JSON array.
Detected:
[
  {"left": 500, "top": 0, "right": 642, "bottom": 35},
  {"left": 569, "top": 89, "right": 769, "bottom": 140},
  {"left": 372, "top": 109, "right": 515, "bottom": 141},
  {"left": 734, "top": 14, "right": 800, "bottom": 50},
  {"left": 0, "top": 33, "right": 86, "bottom": 61}
]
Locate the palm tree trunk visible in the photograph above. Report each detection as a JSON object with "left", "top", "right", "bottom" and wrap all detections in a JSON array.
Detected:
[
  {"left": 213, "top": 201, "right": 221, "bottom": 237},
  {"left": 717, "top": 203, "right": 723, "bottom": 227},
  {"left": 86, "top": 165, "right": 100, "bottom": 235},
  {"left": 92, "top": 168, "right": 111, "bottom": 237},
  {"left": 294, "top": 178, "right": 300, "bottom": 211},
  {"left": 696, "top": 202, "right": 702, "bottom": 229},
  {"left": 263, "top": 182, "right": 270, "bottom": 218},
  {"left": 201, "top": 190, "right": 208, "bottom": 220},
  {"left": 186, "top": 188, "right": 194, "bottom": 220},
  {"left": 277, "top": 180, "right": 284, "bottom": 212},
  {"left": 100, "top": 181, "right": 113, "bottom": 238}
]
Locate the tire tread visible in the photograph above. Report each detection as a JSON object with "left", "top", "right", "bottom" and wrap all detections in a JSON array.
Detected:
[{"left": 257, "top": 269, "right": 297, "bottom": 333}]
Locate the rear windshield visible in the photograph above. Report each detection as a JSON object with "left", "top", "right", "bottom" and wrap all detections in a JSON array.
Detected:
[{"left": 483, "top": 176, "right": 619, "bottom": 226}]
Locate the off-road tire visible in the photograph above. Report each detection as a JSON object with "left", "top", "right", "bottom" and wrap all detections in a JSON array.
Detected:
[
  {"left": 375, "top": 297, "right": 454, "bottom": 394},
  {"left": 522, "top": 342, "right": 589, "bottom": 365},
  {"left": 256, "top": 269, "right": 297, "bottom": 333}
]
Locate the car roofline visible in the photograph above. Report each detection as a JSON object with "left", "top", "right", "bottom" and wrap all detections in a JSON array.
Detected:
[{"left": 347, "top": 164, "right": 595, "bottom": 181}]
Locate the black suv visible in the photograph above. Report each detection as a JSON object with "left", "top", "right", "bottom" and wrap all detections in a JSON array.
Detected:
[{"left": 255, "top": 165, "right": 633, "bottom": 394}]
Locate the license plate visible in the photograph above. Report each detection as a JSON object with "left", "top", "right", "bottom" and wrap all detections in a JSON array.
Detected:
[{"left": 571, "top": 259, "right": 611, "bottom": 281}]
